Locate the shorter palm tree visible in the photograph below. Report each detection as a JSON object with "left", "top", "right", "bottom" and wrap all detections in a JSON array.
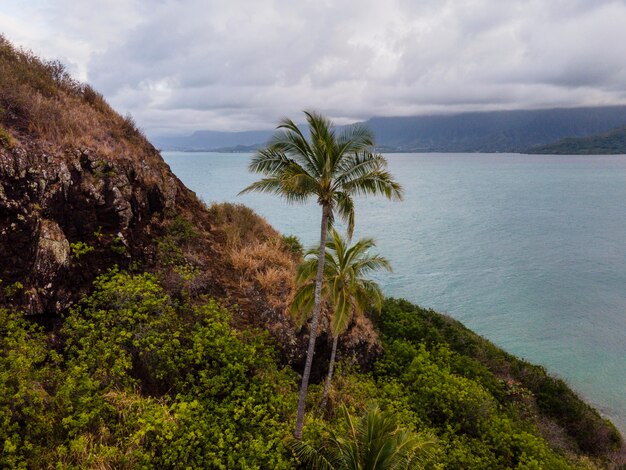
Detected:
[
  {"left": 291, "top": 229, "right": 391, "bottom": 412},
  {"left": 292, "top": 404, "right": 437, "bottom": 469}
]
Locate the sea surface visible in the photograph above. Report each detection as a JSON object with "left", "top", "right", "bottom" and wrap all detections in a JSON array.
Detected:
[{"left": 163, "top": 151, "right": 626, "bottom": 432}]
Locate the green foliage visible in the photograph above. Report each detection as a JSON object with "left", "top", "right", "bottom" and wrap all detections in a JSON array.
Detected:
[
  {"left": 292, "top": 405, "right": 437, "bottom": 469},
  {"left": 156, "top": 215, "right": 198, "bottom": 266},
  {"left": 377, "top": 298, "right": 622, "bottom": 456},
  {"left": 93, "top": 226, "right": 104, "bottom": 239},
  {"left": 0, "top": 125, "right": 15, "bottom": 148},
  {"left": 0, "top": 309, "right": 60, "bottom": 469},
  {"left": 0, "top": 270, "right": 618, "bottom": 468},
  {"left": 282, "top": 234, "right": 304, "bottom": 257},
  {"left": 0, "top": 270, "right": 298, "bottom": 468},
  {"left": 3, "top": 281, "right": 23, "bottom": 298},
  {"left": 110, "top": 235, "right": 127, "bottom": 255},
  {"left": 292, "top": 229, "right": 390, "bottom": 337},
  {"left": 69, "top": 241, "right": 95, "bottom": 259}
]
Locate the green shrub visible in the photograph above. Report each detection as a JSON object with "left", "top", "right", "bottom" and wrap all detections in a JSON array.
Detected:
[
  {"left": 70, "top": 241, "right": 94, "bottom": 259},
  {"left": 0, "top": 309, "right": 61, "bottom": 468},
  {"left": 0, "top": 125, "right": 15, "bottom": 148},
  {"left": 0, "top": 270, "right": 299, "bottom": 468},
  {"left": 281, "top": 234, "right": 303, "bottom": 257},
  {"left": 377, "top": 298, "right": 622, "bottom": 456},
  {"left": 59, "top": 269, "right": 298, "bottom": 467},
  {"left": 3, "top": 281, "right": 23, "bottom": 298}
]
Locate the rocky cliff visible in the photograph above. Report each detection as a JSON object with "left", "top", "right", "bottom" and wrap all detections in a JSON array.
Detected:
[{"left": 0, "top": 35, "right": 380, "bottom": 374}]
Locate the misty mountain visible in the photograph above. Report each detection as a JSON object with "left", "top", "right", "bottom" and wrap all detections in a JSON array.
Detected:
[
  {"left": 151, "top": 106, "right": 626, "bottom": 153},
  {"left": 363, "top": 106, "right": 626, "bottom": 152},
  {"left": 152, "top": 129, "right": 272, "bottom": 151},
  {"left": 527, "top": 125, "right": 626, "bottom": 154}
]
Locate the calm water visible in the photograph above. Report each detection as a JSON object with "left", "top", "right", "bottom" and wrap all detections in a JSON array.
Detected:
[{"left": 163, "top": 151, "right": 626, "bottom": 432}]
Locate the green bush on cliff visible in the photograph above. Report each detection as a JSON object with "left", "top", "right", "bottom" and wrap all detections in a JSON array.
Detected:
[
  {"left": 1, "top": 271, "right": 298, "bottom": 468},
  {"left": 376, "top": 298, "right": 622, "bottom": 457},
  {"left": 0, "top": 272, "right": 618, "bottom": 468}
]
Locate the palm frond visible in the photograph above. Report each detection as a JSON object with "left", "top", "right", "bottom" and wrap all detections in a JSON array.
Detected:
[
  {"left": 295, "top": 257, "right": 320, "bottom": 283},
  {"left": 289, "top": 437, "right": 337, "bottom": 470},
  {"left": 352, "top": 255, "right": 392, "bottom": 276},
  {"left": 295, "top": 405, "right": 435, "bottom": 470},
  {"left": 333, "top": 152, "right": 383, "bottom": 186},
  {"left": 333, "top": 192, "right": 355, "bottom": 237},
  {"left": 330, "top": 286, "right": 352, "bottom": 337},
  {"left": 336, "top": 124, "right": 375, "bottom": 154},
  {"left": 342, "top": 168, "right": 404, "bottom": 201},
  {"left": 247, "top": 147, "right": 293, "bottom": 175},
  {"left": 290, "top": 282, "right": 317, "bottom": 327},
  {"left": 270, "top": 122, "right": 319, "bottom": 177},
  {"left": 353, "top": 279, "right": 384, "bottom": 313}
]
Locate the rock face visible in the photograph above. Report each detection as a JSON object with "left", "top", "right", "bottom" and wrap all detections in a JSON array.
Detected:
[
  {"left": 0, "top": 34, "right": 381, "bottom": 374},
  {"left": 0, "top": 141, "right": 381, "bottom": 374},
  {"left": 0, "top": 143, "right": 188, "bottom": 315}
]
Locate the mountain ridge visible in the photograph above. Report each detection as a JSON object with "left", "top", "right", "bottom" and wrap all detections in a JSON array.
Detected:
[
  {"left": 527, "top": 125, "right": 626, "bottom": 154},
  {"left": 151, "top": 106, "right": 626, "bottom": 153}
]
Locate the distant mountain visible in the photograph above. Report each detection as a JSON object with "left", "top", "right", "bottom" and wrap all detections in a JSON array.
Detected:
[
  {"left": 361, "top": 106, "right": 626, "bottom": 152},
  {"left": 152, "top": 130, "right": 272, "bottom": 151},
  {"left": 151, "top": 106, "right": 626, "bottom": 153},
  {"left": 527, "top": 126, "right": 626, "bottom": 154}
]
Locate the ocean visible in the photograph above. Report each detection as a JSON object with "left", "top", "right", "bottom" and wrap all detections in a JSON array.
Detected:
[{"left": 163, "top": 151, "right": 626, "bottom": 432}]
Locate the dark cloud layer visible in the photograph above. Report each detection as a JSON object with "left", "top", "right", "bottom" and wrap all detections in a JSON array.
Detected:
[{"left": 2, "top": 0, "right": 626, "bottom": 135}]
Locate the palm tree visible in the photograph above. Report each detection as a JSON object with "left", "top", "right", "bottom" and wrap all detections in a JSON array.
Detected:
[
  {"left": 291, "top": 229, "right": 391, "bottom": 413},
  {"left": 240, "top": 111, "right": 403, "bottom": 439},
  {"left": 292, "top": 405, "right": 437, "bottom": 469}
]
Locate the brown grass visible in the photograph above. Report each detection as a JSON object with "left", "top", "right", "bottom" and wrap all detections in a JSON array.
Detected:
[
  {"left": 0, "top": 35, "right": 156, "bottom": 160},
  {"left": 229, "top": 239, "right": 296, "bottom": 308},
  {"left": 207, "top": 202, "right": 276, "bottom": 247},
  {"left": 207, "top": 203, "right": 299, "bottom": 309}
]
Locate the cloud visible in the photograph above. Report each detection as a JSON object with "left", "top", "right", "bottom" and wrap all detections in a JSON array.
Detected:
[{"left": 2, "top": 0, "right": 626, "bottom": 135}]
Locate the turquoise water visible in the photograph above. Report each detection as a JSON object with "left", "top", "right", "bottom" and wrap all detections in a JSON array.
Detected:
[{"left": 163, "top": 151, "right": 626, "bottom": 432}]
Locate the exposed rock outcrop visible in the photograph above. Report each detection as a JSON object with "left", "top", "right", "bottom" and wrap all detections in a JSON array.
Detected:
[
  {"left": 0, "top": 143, "right": 187, "bottom": 315},
  {"left": 0, "top": 34, "right": 381, "bottom": 375}
]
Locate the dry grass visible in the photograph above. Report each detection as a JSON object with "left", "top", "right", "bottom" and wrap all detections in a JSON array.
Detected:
[
  {"left": 207, "top": 203, "right": 299, "bottom": 309},
  {"left": 207, "top": 202, "right": 276, "bottom": 247},
  {"left": 229, "top": 239, "right": 296, "bottom": 308},
  {"left": 0, "top": 35, "right": 156, "bottom": 160}
]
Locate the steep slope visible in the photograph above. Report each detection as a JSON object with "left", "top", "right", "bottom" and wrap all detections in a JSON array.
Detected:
[
  {"left": 0, "top": 36, "right": 624, "bottom": 468},
  {"left": 0, "top": 35, "right": 200, "bottom": 315},
  {"left": 527, "top": 125, "right": 626, "bottom": 154},
  {"left": 0, "top": 36, "right": 380, "bottom": 371}
]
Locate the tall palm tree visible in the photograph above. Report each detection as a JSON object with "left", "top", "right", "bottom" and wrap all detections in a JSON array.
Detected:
[
  {"left": 291, "top": 229, "right": 391, "bottom": 413},
  {"left": 292, "top": 405, "right": 437, "bottom": 469},
  {"left": 240, "top": 111, "right": 403, "bottom": 439}
]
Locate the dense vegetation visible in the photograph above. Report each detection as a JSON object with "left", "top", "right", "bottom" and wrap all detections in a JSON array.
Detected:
[
  {"left": 527, "top": 126, "right": 626, "bottom": 154},
  {"left": 1, "top": 269, "right": 621, "bottom": 468},
  {"left": 1, "top": 270, "right": 298, "bottom": 469},
  {"left": 1, "top": 35, "right": 623, "bottom": 469}
]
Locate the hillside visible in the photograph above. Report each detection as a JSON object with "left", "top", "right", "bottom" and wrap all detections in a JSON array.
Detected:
[
  {"left": 0, "top": 35, "right": 382, "bottom": 370},
  {"left": 0, "top": 36, "right": 623, "bottom": 468},
  {"left": 527, "top": 126, "right": 626, "bottom": 154},
  {"left": 151, "top": 107, "right": 626, "bottom": 153}
]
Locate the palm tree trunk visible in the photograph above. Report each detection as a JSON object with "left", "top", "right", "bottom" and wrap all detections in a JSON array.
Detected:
[
  {"left": 319, "top": 334, "right": 338, "bottom": 414},
  {"left": 294, "top": 204, "right": 330, "bottom": 439}
]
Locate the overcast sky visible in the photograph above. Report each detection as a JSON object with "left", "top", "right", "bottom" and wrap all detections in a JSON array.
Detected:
[{"left": 2, "top": 0, "right": 626, "bottom": 136}]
